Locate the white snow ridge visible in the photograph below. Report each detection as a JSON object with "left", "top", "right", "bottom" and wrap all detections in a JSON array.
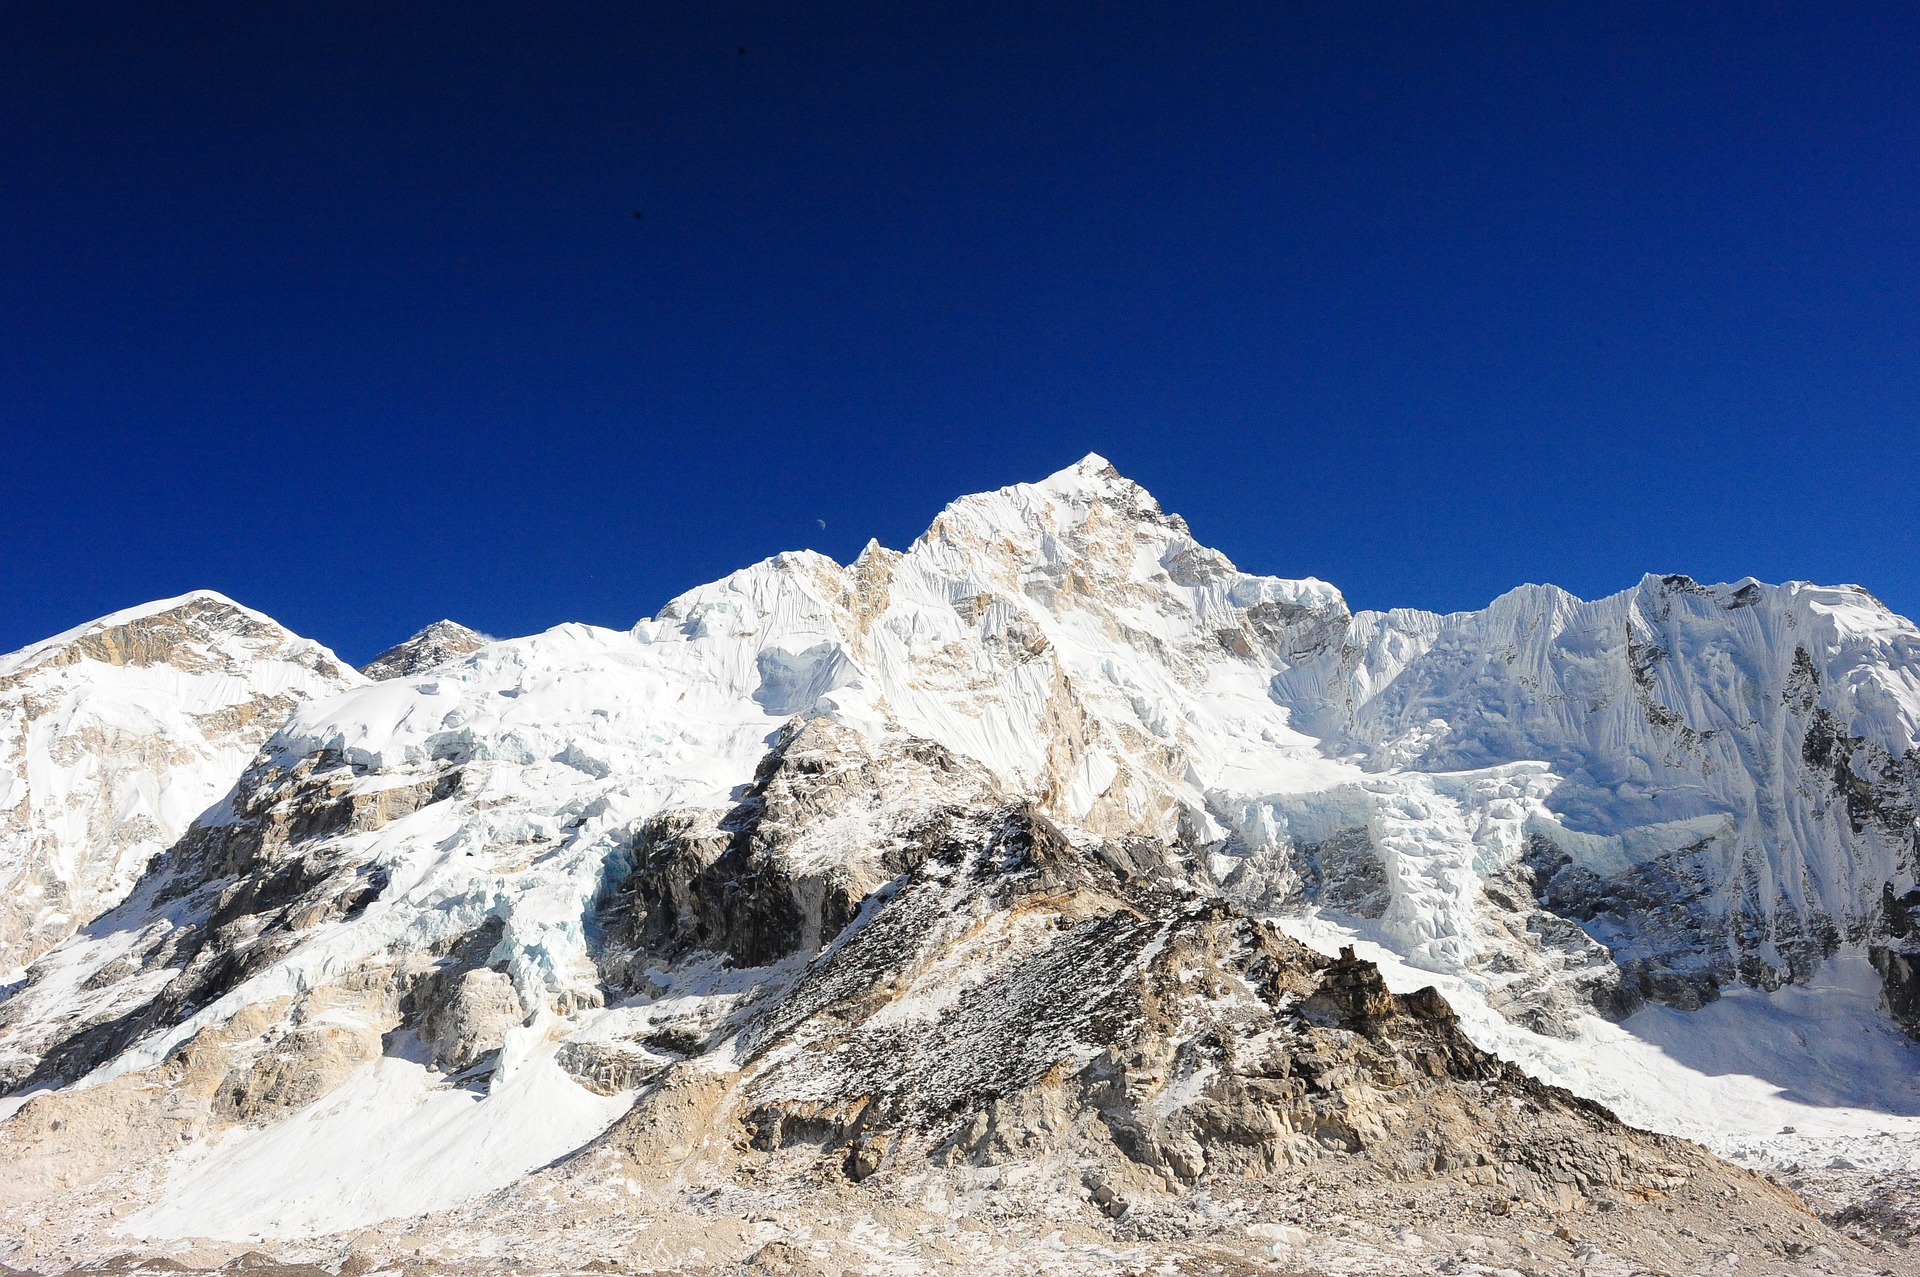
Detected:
[{"left": 1, "top": 454, "right": 1918, "bottom": 1274}]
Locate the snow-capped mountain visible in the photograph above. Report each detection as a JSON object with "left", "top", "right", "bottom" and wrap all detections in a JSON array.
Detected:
[
  {"left": 0, "top": 592, "right": 363, "bottom": 974},
  {"left": 0, "top": 456, "right": 1915, "bottom": 1274}
]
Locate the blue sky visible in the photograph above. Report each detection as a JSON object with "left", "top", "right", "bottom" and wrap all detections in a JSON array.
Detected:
[{"left": 4, "top": 3, "right": 1916, "bottom": 663}]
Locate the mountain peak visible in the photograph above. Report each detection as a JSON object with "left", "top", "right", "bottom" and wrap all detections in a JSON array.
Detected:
[
  {"left": 1041, "top": 450, "right": 1118, "bottom": 487},
  {"left": 359, "top": 619, "right": 494, "bottom": 680},
  {"left": 1032, "top": 450, "right": 1156, "bottom": 508},
  {"left": 2, "top": 589, "right": 261, "bottom": 676}
]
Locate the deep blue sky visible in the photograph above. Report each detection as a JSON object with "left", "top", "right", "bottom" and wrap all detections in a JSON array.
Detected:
[{"left": 4, "top": 3, "right": 1916, "bottom": 663}]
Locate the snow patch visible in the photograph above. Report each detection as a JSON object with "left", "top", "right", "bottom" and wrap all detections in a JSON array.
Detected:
[{"left": 123, "top": 1048, "right": 633, "bottom": 1240}]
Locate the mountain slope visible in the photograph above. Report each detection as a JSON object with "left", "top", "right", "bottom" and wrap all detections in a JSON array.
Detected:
[
  {"left": 0, "top": 591, "right": 363, "bottom": 973},
  {"left": 0, "top": 721, "right": 1837, "bottom": 1274}
]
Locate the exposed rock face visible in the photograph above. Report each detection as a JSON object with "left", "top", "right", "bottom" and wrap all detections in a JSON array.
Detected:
[
  {"left": 0, "top": 592, "right": 361, "bottom": 972},
  {"left": 358, "top": 621, "right": 492, "bottom": 681},
  {"left": 0, "top": 746, "right": 458, "bottom": 1096},
  {"left": 212, "top": 1021, "right": 383, "bottom": 1123},
  {"left": 715, "top": 800, "right": 1536, "bottom": 1192},
  {"left": 596, "top": 718, "right": 1004, "bottom": 981},
  {"left": 414, "top": 967, "right": 522, "bottom": 1074}
]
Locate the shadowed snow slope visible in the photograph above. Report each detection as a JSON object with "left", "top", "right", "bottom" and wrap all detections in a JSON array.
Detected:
[{"left": 0, "top": 456, "right": 1917, "bottom": 1269}]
